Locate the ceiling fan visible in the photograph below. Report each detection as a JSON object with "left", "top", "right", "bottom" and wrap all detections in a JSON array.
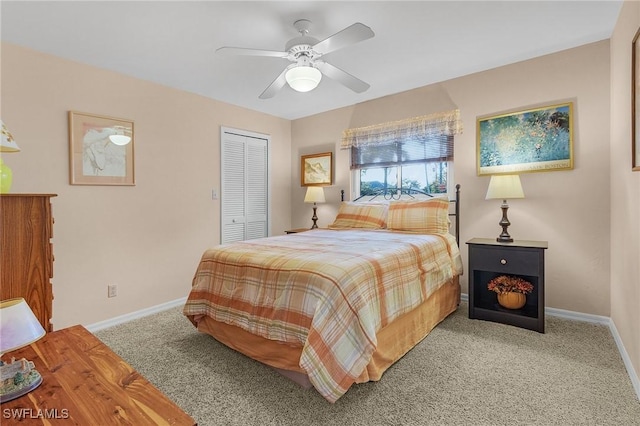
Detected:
[{"left": 216, "top": 19, "right": 375, "bottom": 99}]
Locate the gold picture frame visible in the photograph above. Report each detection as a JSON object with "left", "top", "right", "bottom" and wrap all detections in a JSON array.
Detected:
[
  {"left": 477, "top": 102, "right": 574, "bottom": 176},
  {"left": 301, "top": 152, "right": 332, "bottom": 186},
  {"left": 68, "top": 111, "right": 135, "bottom": 185},
  {"left": 632, "top": 28, "right": 640, "bottom": 171}
]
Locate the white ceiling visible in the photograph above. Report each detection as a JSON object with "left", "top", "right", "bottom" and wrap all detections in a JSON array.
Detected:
[{"left": 1, "top": 1, "right": 622, "bottom": 120}]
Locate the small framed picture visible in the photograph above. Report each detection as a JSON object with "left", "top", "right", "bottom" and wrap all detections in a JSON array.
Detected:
[
  {"left": 68, "top": 111, "right": 135, "bottom": 185},
  {"left": 477, "top": 102, "right": 574, "bottom": 176},
  {"left": 301, "top": 152, "right": 332, "bottom": 186}
]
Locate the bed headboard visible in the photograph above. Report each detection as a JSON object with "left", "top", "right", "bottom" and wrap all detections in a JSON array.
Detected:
[{"left": 341, "top": 184, "right": 461, "bottom": 246}]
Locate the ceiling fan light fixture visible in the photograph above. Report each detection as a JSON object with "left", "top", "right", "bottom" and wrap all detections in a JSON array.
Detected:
[
  {"left": 108, "top": 134, "right": 132, "bottom": 146},
  {"left": 285, "top": 66, "right": 322, "bottom": 92}
]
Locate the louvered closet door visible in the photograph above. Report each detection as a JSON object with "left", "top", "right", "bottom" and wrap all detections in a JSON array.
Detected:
[{"left": 221, "top": 128, "right": 269, "bottom": 244}]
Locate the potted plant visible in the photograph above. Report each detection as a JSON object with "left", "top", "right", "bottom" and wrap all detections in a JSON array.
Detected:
[{"left": 487, "top": 275, "right": 534, "bottom": 309}]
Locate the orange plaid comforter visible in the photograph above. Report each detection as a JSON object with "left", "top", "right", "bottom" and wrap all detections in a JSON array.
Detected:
[{"left": 183, "top": 229, "right": 462, "bottom": 402}]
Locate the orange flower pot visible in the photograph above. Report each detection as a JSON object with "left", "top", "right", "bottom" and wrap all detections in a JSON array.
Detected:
[{"left": 497, "top": 292, "right": 526, "bottom": 309}]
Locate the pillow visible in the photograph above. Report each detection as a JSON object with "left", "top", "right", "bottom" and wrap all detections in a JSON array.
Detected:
[
  {"left": 387, "top": 198, "right": 450, "bottom": 234},
  {"left": 328, "top": 202, "right": 388, "bottom": 229}
]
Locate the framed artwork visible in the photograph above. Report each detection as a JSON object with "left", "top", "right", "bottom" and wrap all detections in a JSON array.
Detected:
[
  {"left": 632, "top": 27, "right": 640, "bottom": 171},
  {"left": 301, "top": 152, "right": 332, "bottom": 186},
  {"left": 68, "top": 111, "right": 135, "bottom": 185},
  {"left": 477, "top": 102, "right": 574, "bottom": 176}
]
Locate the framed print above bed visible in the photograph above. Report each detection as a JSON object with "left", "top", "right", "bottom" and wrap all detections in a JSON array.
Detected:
[
  {"left": 301, "top": 152, "right": 332, "bottom": 186},
  {"left": 632, "top": 27, "right": 640, "bottom": 171},
  {"left": 68, "top": 111, "right": 135, "bottom": 185},
  {"left": 476, "top": 102, "right": 574, "bottom": 176}
]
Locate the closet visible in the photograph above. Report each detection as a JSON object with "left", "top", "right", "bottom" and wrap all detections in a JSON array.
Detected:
[{"left": 220, "top": 128, "right": 270, "bottom": 244}]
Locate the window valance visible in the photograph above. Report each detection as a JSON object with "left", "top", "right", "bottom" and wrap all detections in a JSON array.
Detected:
[{"left": 341, "top": 109, "right": 463, "bottom": 149}]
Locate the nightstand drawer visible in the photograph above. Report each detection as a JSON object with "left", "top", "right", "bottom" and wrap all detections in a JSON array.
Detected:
[{"left": 470, "top": 246, "right": 541, "bottom": 276}]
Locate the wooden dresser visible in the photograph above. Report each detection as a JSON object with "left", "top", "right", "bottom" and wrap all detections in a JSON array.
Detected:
[{"left": 0, "top": 194, "right": 57, "bottom": 331}]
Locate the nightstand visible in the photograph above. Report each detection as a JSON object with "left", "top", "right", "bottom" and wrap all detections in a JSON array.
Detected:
[
  {"left": 285, "top": 228, "right": 311, "bottom": 234},
  {"left": 466, "top": 238, "right": 548, "bottom": 333}
]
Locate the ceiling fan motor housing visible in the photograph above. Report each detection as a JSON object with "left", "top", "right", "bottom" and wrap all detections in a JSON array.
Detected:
[{"left": 285, "top": 39, "right": 320, "bottom": 61}]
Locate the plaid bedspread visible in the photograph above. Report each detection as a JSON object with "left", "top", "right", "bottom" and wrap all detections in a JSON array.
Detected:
[{"left": 183, "top": 229, "right": 462, "bottom": 402}]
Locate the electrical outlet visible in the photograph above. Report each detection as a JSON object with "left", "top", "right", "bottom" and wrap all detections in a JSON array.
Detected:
[{"left": 108, "top": 284, "right": 118, "bottom": 298}]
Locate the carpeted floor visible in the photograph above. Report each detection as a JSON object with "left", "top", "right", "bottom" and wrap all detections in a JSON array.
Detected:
[{"left": 95, "top": 302, "right": 640, "bottom": 426}]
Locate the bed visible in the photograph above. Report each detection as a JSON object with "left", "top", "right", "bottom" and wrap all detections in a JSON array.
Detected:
[{"left": 183, "top": 186, "right": 462, "bottom": 403}]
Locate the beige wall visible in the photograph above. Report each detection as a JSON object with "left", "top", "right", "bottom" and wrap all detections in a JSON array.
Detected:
[
  {"left": 610, "top": 0, "right": 640, "bottom": 391},
  {"left": 292, "top": 41, "right": 612, "bottom": 318},
  {"left": 1, "top": 43, "right": 292, "bottom": 329}
]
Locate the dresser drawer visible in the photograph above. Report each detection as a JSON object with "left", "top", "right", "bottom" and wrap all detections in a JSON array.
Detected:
[{"left": 469, "top": 245, "right": 541, "bottom": 276}]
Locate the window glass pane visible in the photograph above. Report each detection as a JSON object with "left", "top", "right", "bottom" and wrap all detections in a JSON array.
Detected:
[
  {"left": 359, "top": 167, "right": 398, "bottom": 195},
  {"left": 401, "top": 162, "right": 448, "bottom": 194}
]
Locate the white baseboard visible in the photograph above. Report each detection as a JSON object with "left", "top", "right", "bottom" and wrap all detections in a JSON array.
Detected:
[
  {"left": 608, "top": 318, "right": 640, "bottom": 402},
  {"left": 85, "top": 296, "right": 187, "bottom": 333},
  {"left": 545, "top": 306, "right": 610, "bottom": 324},
  {"left": 461, "top": 292, "right": 640, "bottom": 401}
]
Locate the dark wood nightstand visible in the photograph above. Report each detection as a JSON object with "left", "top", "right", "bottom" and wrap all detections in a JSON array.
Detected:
[
  {"left": 285, "top": 228, "right": 311, "bottom": 234},
  {"left": 466, "top": 238, "right": 548, "bottom": 333}
]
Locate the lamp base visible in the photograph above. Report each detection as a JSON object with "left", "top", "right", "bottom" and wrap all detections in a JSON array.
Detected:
[
  {"left": 0, "top": 157, "right": 13, "bottom": 193},
  {"left": 0, "top": 358, "right": 43, "bottom": 403},
  {"left": 496, "top": 235, "right": 514, "bottom": 243},
  {"left": 310, "top": 204, "right": 319, "bottom": 229},
  {"left": 496, "top": 200, "right": 513, "bottom": 243}
]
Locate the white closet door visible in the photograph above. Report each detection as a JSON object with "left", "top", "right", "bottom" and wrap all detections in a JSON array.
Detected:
[
  {"left": 221, "top": 128, "right": 269, "bottom": 244},
  {"left": 245, "top": 139, "right": 268, "bottom": 240}
]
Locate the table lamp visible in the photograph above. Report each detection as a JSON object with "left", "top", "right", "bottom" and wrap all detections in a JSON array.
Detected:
[
  {"left": 0, "top": 298, "right": 46, "bottom": 403},
  {"left": 304, "top": 186, "right": 326, "bottom": 229},
  {"left": 485, "top": 175, "right": 525, "bottom": 243},
  {"left": 0, "top": 120, "right": 21, "bottom": 193}
]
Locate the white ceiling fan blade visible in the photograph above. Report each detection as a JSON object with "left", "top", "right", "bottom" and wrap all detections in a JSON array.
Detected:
[
  {"left": 259, "top": 67, "right": 290, "bottom": 99},
  {"left": 216, "top": 46, "right": 288, "bottom": 58},
  {"left": 312, "top": 23, "right": 374, "bottom": 55},
  {"left": 315, "top": 62, "right": 370, "bottom": 93}
]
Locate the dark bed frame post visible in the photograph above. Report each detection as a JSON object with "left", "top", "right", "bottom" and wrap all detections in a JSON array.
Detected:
[{"left": 454, "top": 184, "right": 460, "bottom": 247}]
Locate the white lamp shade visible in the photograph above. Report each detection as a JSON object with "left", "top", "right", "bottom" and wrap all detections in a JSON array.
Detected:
[
  {"left": 304, "top": 186, "right": 326, "bottom": 203},
  {"left": 285, "top": 66, "right": 322, "bottom": 92},
  {"left": 0, "top": 120, "right": 20, "bottom": 152},
  {"left": 0, "top": 298, "right": 45, "bottom": 354},
  {"left": 485, "top": 175, "right": 525, "bottom": 200}
]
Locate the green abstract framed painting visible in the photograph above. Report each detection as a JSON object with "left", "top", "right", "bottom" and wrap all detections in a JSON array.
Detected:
[{"left": 477, "top": 102, "right": 574, "bottom": 176}]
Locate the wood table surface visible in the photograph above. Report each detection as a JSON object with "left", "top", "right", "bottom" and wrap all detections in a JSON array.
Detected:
[{"left": 0, "top": 325, "right": 196, "bottom": 425}]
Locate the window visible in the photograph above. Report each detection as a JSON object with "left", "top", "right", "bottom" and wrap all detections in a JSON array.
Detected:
[
  {"left": 341, "top": 110, "right": 462, "bottom": 198},
  {"left": 352, "top": 135, "right": 453, "bottom": 197}
]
